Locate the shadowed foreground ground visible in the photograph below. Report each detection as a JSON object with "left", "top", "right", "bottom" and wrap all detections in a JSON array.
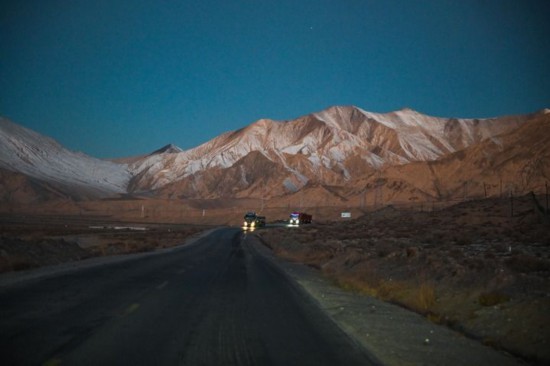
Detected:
[
  {"left": 0, "top": 228, "right": 375, "bottom": 366},
  {"left": 1, "top": 195, "right": 548, "bottom": 364},
  {"left": 258, "top": 196, "right": 550, "bottom": 364}
]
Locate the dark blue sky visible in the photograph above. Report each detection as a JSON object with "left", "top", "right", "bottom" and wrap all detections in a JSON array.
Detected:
[{"left": 1, "top": 0, "right": 549, "bottom": 158}]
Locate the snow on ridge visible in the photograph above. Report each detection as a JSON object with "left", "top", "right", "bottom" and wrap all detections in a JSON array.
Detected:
[
  {"left": 1, "top": 104, "right": 536, "bottom": 196},
  {"left": 397, "top": 133, "right": 442, "bottom": 161},
  {"left": 15, "top": 105, "right": 526, "bottom": 194},
  {"left": 362, "top": 152, "right": 385, "bottom": 169},
  {"left": 0, "top": 118, "right": 130, "bottom": 193},
  {"left": 132, "top": 105, "right": 501, "bottom": 190},
  {"left": 313, "top": 109, "right": 343, "bottom": 129}
]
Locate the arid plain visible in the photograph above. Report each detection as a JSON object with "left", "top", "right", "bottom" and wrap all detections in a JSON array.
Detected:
[{"left": 1, "top": 193, "right": 549, "bottom": 364}]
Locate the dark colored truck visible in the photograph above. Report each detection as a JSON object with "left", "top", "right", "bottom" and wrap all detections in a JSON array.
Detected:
[{"left": 289, "top": 211, "right": 312, "bottom": 225}]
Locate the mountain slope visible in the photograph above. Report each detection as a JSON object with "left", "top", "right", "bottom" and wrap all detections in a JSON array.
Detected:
[
  {"left": 347, "top": 111, "right": 550, "bottom": 203},
  {"left": 0, "top": 117, "right": 131, "bottom": 197},
  {"left": 128, "top": 106, "right": 539, "bottom": 199},
  {"left": 0, "top": 106, "right": 547, "bottom": 204}
]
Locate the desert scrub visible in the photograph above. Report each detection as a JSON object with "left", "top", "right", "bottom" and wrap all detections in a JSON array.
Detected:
[
  {"left": 448, "top": 247, "right": 463, "bottom": 260},
  {"left": 413, "top": 283, "right": 437, "bottom": 312},
  {"left": 1, "top": 255, "right": 36, "bottom": 272},
  {"left": 453, "top": 234, "right": 471, "bottom": 246},
  {"left": 505, "top": 254, "right": 550, "bottom": 273},
  {"left": 375, "top": 278, "right": 409, "bottom": 301},
  {"left": 478, "top": 291, "right": 510, "bottom": 307}
]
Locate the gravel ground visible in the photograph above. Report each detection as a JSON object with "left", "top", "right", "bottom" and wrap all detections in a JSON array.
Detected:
[{"left": 249, "top": 235, "right": 525, "bottom": 366}]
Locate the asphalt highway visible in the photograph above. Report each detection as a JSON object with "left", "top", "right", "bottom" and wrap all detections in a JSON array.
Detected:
[{"left": 0, "top": 228, "right": 376, "bottom": 365}]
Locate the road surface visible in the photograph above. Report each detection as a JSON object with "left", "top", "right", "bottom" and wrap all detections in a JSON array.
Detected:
[{"left": 0, "top": 228, "right": 376, "bottom": 365}]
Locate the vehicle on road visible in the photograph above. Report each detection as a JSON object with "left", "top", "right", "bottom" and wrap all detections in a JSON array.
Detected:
[
  {"left": 243, "top": 211, "right": 266, "bottom": 229},
  {"left": 289, "top": 211, "right": 312, "bottom": 225}
]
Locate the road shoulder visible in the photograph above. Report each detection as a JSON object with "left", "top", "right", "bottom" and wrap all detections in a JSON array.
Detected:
[{"left": 248, "top": 234, "right": 525, "bottom": 366}]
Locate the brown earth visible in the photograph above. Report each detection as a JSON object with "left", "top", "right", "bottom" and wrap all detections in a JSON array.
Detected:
[
  {"left": 0, "top": 216, "right": 208, "bottom": 273},
  {"left": 257, "top": 194, "right": 550, "bottom": 365},
  {"left": 1, "top": 194, "right": 549, "bottom": 364}
]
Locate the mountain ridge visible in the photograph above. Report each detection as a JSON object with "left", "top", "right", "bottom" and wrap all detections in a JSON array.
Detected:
[{"left": 0, "top": 106, "right": 548, "bottom": 206}]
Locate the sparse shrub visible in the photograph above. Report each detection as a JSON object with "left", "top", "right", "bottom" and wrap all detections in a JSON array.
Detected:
[
  {"left": 334, "top": 276, "right": 379, "bottom": 297},
  {"left": 423, "top": 234, "right": 437, "bottom": 245},
  {"left": 406, "top": 247, "right": 418, "bottom": 258},
  {"left": 454, "top": 235, "right": 470, "bottom": 246},
  {"left": 466, "top": 257, "right": 485, "bottom": 271},
  {"left": 493, "top": 243, "right": 509, "bottom": 254},
  {"left": 416, "top": 283, "right": 436, "bottom": 312},
  {"left": 478, "top": 291, "right": 510, "bottom": 307},
  {"left": 0, "top": 257, "right": 11, "bottom": 273},
  {"left": 427, "top": 312, "right": 444, "bottom": 324},
  {"left": 482, "top": 337, "right": 499, "bottom": 348},
  {"left": 343, "top": 251, "right": 365, "bottom": 268},
  {"left": 448, "top": 248, "right": 463, "bottom": 260},
  {"left": 377, "top": 248, "right": 391, "bottom": 257},
  {"left": 376, "top": 279, "right": 405, "bottom": 300},
  {"left": 505, "top": 254, "right": 550, "bottom": 273},
  {"left": 10, "top": 256, "right": 36, "bottom": 271}
]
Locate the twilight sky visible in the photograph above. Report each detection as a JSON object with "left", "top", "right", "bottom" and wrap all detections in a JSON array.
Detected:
[{"left": 1, "top": 0, "right": 549, "bottom": 158}]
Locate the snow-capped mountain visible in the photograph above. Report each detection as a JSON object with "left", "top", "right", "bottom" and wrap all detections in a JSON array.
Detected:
[
  {"left": 346, "top": 110, "right": 550, "bottom": 203},
  {"left": 0, "top": 117, "right": 131, "bottom": 198},
  {"left": 127, "top": 106, "right": 536, "bottom": 198},
  {"left": 0, "top": 106, "right": 548, "bottom": 204}
]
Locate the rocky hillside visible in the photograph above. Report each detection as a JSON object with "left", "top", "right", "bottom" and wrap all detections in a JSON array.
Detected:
[{"left": 1, "top": 106, "right": 548, "bottom": 206}]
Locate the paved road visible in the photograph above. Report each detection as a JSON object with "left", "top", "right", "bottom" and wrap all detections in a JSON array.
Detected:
[{"left": 0, "top": 228, "right": 376, "bottom": 366}]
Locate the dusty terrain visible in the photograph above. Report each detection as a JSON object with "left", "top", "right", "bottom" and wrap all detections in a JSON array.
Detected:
[
  {"left": 257, "top": 194, "right": 550, "bottom": 364},
  {"left": 0, "top": 215, "right": 207, "bottom": 272},
  {"left": 1, "top": 194, "right": 549, "bottom": 364}
]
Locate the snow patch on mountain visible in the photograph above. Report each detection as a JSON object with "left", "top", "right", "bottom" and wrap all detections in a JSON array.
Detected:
[
  {"left": 0, "top": 118, "right": 130, "bottom": 194},
  {"left": 127, "top": 105, "right": 534, "bottom": 193},
  {"left": 283, "top": 178, "right": 298, "bottom": 192},
  {"left": 2, "top": 105, "right": 539, "bottom": 199}
]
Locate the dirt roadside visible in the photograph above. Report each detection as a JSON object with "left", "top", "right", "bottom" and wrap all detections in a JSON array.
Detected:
[
  {"left": 249, "top": 233, "right": 524, "bottom": 366},
  {"left": 1, "top": 195, "right": 548, "bottom": 364},
  {"left": 0, "top": 221, "right": 527, "bottom": 365},
  {"left": 0, "top": 227, "right": 218, "bottom": 288},
  {"left": 0, "top": 216, "right": 210, "bottom": 273},
  {"left": 256, "top": 196, "right": 550, "bottom": 365}
]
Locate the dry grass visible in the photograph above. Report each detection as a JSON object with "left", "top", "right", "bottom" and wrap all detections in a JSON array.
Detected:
[
  {"left": 0, "top": 225, "right": 205, "bottom": 273},
  {"left": 478, "top": 291, "right": 510, "bottom": 307},
  {"left": 414, "top": 283, "right": 437, "bottom": 312},
  {"left": 505, "top": 254, "right": 550, "bottom": 273},
  {"left": 258, "top": 195, "right": 550, "bottom": 364},
  {"left": 0, "top": 255, "right": 36, "bottom": 272}
]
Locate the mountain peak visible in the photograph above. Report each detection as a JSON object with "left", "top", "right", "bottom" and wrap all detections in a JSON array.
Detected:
[
  {"left": 149, "top": 144, "right": 183, "bottom": 155},
  {"left": 395, "top": 107, "right": 419, "bottom": 114}
]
